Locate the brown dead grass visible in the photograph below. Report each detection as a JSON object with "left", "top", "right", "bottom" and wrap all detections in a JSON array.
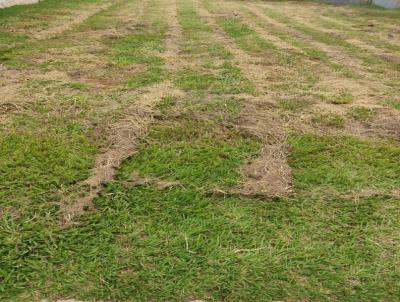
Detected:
[
  {"left": 0, "top": 66, "right": 72, "bottom": 123},
  {"left": 31, "top": 1, "right": 115, "bottom": 40},
  {"left": 0, "top": 0, "right": 146, "bottom": 123},
  {"left": 322, "top": 14, "right": 400, "bottom": 47},
  {"left": 237, "top": 143, "right": 292, "bottom": 198},
  {"left": 163, "top": 0, "right": 185, "bottom": 70},
  {"left": 251, "top": 3, "right": 374, "bottom": 67},
  {"left": 61, "top": 82, "right": 185, "bottom": 222},
  {"left": 235, "top": 3, "right": 389, "bottom": 105},
  {"left": 237, "top": 1, "right": 400, "bottom": 144},
  {"left": 225, "top": 3, "right": 298, "bottom": 52},
  {"left": 234, "top": 99, "right": 292, "bottom": 197},
  {"left": 369, "top": 110, "right": 400, "bottom": 140},
  {"left": 61, "top": 0, "right": 185, "bottom": 221},
  {"left": 196, "top": 1, "right": 293, "bottom": 197}
]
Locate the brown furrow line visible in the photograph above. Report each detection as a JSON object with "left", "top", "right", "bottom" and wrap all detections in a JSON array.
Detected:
[
  {"left": 61, "top": 82, "right": 185, "bottom": 222},
  {"left": 164, "top": 0, "right": 185, "bottom": 70},
  {"left": 215, "top": 1, "right": 298, "bottom": 52},
  {"left": 245, "top": 3, "right": 368, "bottom": 75},
  {"left": 270, "top": 2, "right": 400, "bottom": 57},
  {"left": 0, "top": 0, "right": 144, "bottom": 124},
  {"left": 31, "top": 0, "right": 117, "bottom": 40},
  {"left": 246, "top": 2, "right": 400, "bottom": 142},
  {"left": 61, "top": 0, "right": 185, "bottom": 222},
  {"left": 257, "top": 2, "right": 400, "bottom": 72},
  {"left": 244, "top": 3, "right": 396, "bottom": 108},
  {"left": 318, "top": 15, "right": 400, "bottom": 48},
  {"left": 195, "top": 0, "right": 292, "bottom": 198}
]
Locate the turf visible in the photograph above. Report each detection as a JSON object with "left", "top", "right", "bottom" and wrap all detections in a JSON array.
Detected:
[{"left": 1, "top": 0, "right": 400, "bottom": 301}]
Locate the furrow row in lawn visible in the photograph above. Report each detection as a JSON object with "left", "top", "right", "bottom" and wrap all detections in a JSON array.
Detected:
[
  {"left": 203, "top": 0, "right": 400, "bottom": 191},
  {"left": 1, "top": 1, "right": 400, "bottom": 301},
  {"left": 203, "top": 0, "right": 351, "bottom": 132},
  {"left": 269, "top": 1, "right": 400, "bottom": 54},
  {"left": 196, "top": 0, "right": 293, "bottom": 197},
  {"left": 0, "top": 0, "right": 113, "bottom": 46},
  {"left": 259, "top": 3, "right": 400, "bottom": 76},
  {"left": 61, "top": 0, "right": 188, "bottom": 220},
  {"left": 1, "top": 0, "right": 148, "bottom": 212},
  {"left": 31, "top": 1, "right": 116, "bottom": 40},
  {"left": 0, "top": 0, "right": 139, "bottom": 122},
  {"left": 225, "top": 0, "right": 400, "bottom": 142},
  {"left": 320, "top": 6, "right": 400, "bottom": 44},
  {"left": 237, "top": 4, "right": 356, "bottom": 77},
  {"left": 0, "top": 0, "right": 187, "bottom": 297},
  {"left": 61, "top": 83, "right": 185, "bottom": 222},
  {"left": 236, "top": 2, "right": 400, "bottom": 119},
  {"left": 315, "top": 15, "right": 400, "bottom": 54}
]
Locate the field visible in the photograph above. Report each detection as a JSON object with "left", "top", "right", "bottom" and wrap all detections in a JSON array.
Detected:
[{"left": 0, "top": 0, "right": 400, "bottom": 301}]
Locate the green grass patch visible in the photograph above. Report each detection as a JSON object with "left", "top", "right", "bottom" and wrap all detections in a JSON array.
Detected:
[
  {"left": 217, "top": 16, "right": 276, "bottom": 53},
  {"left": 0, "top": 32, "right": 27, "bottom": 48},
  {"left": 288, "top": 134, "right": 400, "bottom": 192},
  {"left": 177, "top": 0, "right": 232, "bottom": 61},
  {"left": 125, "top": 67, "right": 166, "bottom": 88},
  {"left": 207, "top": 43, "right": 233, "bottom": 59},
  {"left": 66, "top": 81, "right": 89, "bottom": 91},
  {"left": 156, "top": 95, "right": 178, "bottom": 112},
  {"left": 278, "top": 98, "right": 311, "bottom": 111},
  {"left": 178, "top": 0, "right": 212, "bottom": 35},
  {"left": 178, "top": 96, "right": 243, "bottom": 123},
  {"left": 312, "top": 112, "right": 345, "bottom": 128},
  {"left": 175, "top": 62, "right": 254, "bottom": 94},
  {"left": 0, "top": 123, "right": 96, "bottom": 201},
  {"left": 176, "top": 0, "right": 254, "bottom": 95},
  {"left": 118, "top": 119, "right": 260, "bottom": 188},
  {"left": 111, "top": 32, "right": 166, "bottom": 66},
  {"left": 329, "top": 90, "right": 354, "bottom": 104},
  {"left": 205, "top": 96, "right": 242, "bottom": 119},
  {"left": 348, "top": 106, "right": 376, "bottom": 121},
  {"left": 8, "top": 184, "right": 397, "bottom": 301},
  {"left": 386, "top": 99, "right": 400, "bottom": 110}
]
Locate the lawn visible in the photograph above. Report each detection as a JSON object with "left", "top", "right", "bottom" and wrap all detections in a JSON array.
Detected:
[{"left": 1, "top": 0, "right": 399, "bottom": 301}]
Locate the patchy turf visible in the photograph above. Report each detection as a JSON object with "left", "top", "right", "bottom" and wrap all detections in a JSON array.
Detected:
[{"left": 1, "top": 0, "right": 400, "bottom": 301}]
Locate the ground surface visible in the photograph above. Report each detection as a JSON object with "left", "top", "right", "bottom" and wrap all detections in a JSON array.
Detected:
[{"left": 0, "top": 0, "right": 400, "bottom": 301}]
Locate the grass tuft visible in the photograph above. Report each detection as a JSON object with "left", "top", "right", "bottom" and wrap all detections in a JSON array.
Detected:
[
  {"left": 348, "top": 106, "right": 376, "bottom": 121},
  {"left": 312, "top": 112, "right": 345, "bottom": 128}
]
